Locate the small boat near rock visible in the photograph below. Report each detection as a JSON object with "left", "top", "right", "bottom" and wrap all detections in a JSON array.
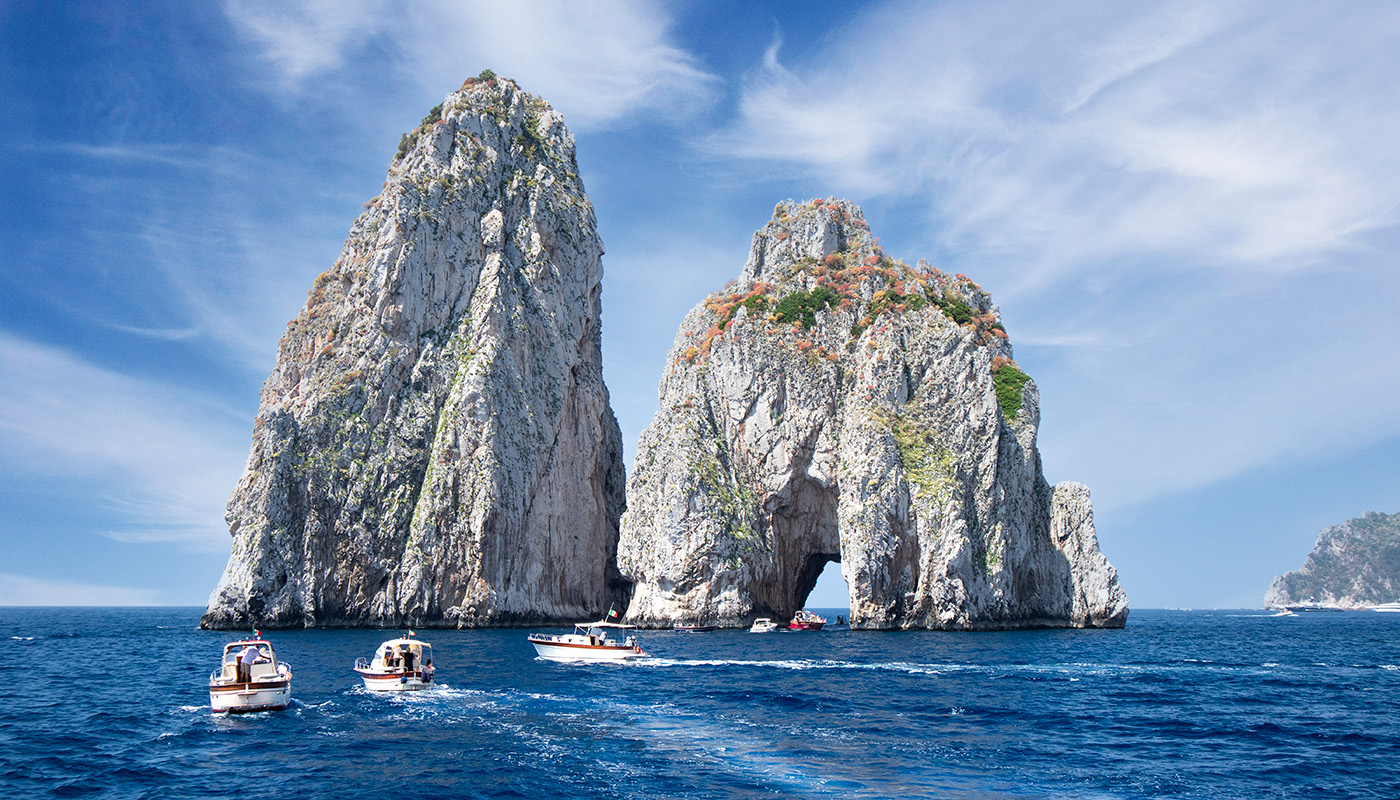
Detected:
[
  {"left": 787, "top": 609, "right": 827, "bottom": 630},
  {"left": 1285, "top": 604, "right": 1345, "bottom": 613},
  {"left": 209, "top": 637, "right": 292, "bottom": 713},
  {"left": 529, "top": 618, "right": 645, "bottom": 662},
  {"left": 673, "top": 622, "right": 716, "bottom": 632},
  {"left": 749, "top": 618, "right": 779, "bottom": 633},
  {"left": 354, "top": 633, "right": 435, "bottom": 691}
]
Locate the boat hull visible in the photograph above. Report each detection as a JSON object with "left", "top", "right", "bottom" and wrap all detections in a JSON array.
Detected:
[
  {"left": 528, "top": 637, "right": 644, "bottom": 662},
  {"left": 209, "top": 679, "right": 291, "bottom": 713},
  {"left": 355, "top": 669, "right": 431, "bottom": 691},
  {"left": 787, "top": 622, "right": 825, "bottom": 630}
]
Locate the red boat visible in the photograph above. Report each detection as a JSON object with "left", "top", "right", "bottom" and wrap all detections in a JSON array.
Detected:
[{"left": 786, "top": 609, "right": 827, "bottom": 630}]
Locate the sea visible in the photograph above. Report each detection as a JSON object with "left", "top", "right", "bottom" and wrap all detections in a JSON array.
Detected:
[{"left": 1, "top": 607, "right": 1396, "bottom": 799}]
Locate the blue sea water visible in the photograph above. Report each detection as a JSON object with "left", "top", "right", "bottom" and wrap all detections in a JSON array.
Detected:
[{"left": 1, "top": 608, "right": 1397, "bottom": 799}]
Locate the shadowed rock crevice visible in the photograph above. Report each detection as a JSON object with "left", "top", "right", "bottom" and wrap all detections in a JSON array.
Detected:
[{"left": 618, "top": 199, "right": 1128, "bottom": 630}]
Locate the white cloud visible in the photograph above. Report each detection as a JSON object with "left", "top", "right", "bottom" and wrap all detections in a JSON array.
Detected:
[
  {"left": 31, "top": 138, "right": 333, "bottom": 376},
  {"left": 0, "top": 333, "right": 248, "bottom": 550},
  {"left": 706, "top": 1, "right": 1400, "bottom": 512},
  {"left": 1027, "top": 262, "right": 1400, "bottom": 510},
  {"left": 223, "top": 0, "right": 388, "bottom": 85},
  {"left": 224, "top": 0, "right": 720, "bottom": 130},
  {"left": 0, "top": 572, "right": 164, "bottom": 606},
  {"left": 714, "top": 1, "right": 1400, "bottom": 275}
]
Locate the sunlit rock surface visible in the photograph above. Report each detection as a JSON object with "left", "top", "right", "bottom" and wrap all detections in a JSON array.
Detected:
[
  {"left": 202, "top": 77, "right": 626, "bottom": 629},
  {"left": 618, "top": 200, "right": 1128, "bottom": 629}
]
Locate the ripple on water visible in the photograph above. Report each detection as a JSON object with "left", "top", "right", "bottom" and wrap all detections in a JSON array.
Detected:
[{"left": 1, "top": 608, "right": 1399, "bottom": 799}]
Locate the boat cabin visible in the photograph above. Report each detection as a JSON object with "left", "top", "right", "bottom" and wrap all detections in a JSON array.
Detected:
[
  {"left": 216, "top": 639, "right": 281, "bottom": 683},
  {"left": 370, "top": 637, "right": 433, "bottom": 672}
]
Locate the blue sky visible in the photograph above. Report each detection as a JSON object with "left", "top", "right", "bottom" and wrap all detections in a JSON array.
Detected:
[{"left": 2, "top": 1, "right": 1398, "bottom": 610}]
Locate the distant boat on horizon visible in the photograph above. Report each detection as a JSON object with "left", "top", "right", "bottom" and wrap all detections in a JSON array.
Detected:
[
  {"left": 1284, "top": 604, "right": 1345, "bottom": 612},
  {"left": 673, "top": 622, "right": 716, "bottom": 632},
  {"left": 1374, "top": 602, "right": 1400, "bottom": 613}
]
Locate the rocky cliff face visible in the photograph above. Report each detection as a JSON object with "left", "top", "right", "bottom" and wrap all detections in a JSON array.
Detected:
[
  {"left": 202, "top": 76, "right": 627, "bottom": 629},
  {"left": 1265, "top": 511, "right": 1400, "bottom": 608},
  {"left": 618, "top": 199, "right": 1127, "bottom": 629}
]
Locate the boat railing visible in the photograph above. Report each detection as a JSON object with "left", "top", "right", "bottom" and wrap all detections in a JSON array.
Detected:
[{"left": 354, "top": 657, "right": 371, "bottom": 670}]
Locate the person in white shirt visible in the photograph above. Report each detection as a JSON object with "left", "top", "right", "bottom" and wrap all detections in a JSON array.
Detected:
[{"left": 237, "top": 644, "right": 260, "bottom": 682}]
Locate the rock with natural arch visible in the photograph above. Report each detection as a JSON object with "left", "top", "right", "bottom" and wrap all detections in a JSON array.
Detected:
[{"left": 618, "top": 199, "right": 1128, "bottom": 630}]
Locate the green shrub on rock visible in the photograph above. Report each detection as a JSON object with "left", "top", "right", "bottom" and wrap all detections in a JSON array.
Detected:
[
  {"left": 992, "top": 358, "right": 1031, "bottom": 419},
  {"left": 774, "top": 286, "right": 841, "bottom": 329}
]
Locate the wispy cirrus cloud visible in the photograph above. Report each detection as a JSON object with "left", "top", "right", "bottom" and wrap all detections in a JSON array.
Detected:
[
  {"left": 223, "top": 0, "right": 721, "bottom": 130},
  {"left": 703, "top": 1, "right": 1400, "bottom": 512},
  {"left": 713, "top": 1, "right": 1400, "bottom": 275},
  {"left": 0, "top": 332, "right": 247, "bottom": 551},
  {"left": 0, "top": 573, "right": 165, "bottom": 606}
]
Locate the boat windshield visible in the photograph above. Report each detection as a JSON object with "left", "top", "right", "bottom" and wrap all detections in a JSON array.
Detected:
[{"left": 221, "top": 641, "right": 274, "bottom": 664}]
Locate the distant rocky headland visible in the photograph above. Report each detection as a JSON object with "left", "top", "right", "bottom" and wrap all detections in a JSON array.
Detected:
[
  {"left": 1265, "top": 511, "right": 1400, "bottom": 609},
  {"left": 202, "top": 75, "right": 1127, "bottom": 630}
]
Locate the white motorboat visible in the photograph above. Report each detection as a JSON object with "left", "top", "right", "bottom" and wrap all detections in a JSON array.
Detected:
[
  {"left": 354, "top": 632, "right": 436, "bottom": 691},
  {"left": 749, "top": 618, "right": 779, "bottom": 633},
  {"left": 209, "top": 638, "right": 292, "bottom": 713},
  {"left": 1374, "top": 602, "right": 1400, "bottom": 613},
  {"left": 528, "top": 619, "right": 645, "bottom": 662}
]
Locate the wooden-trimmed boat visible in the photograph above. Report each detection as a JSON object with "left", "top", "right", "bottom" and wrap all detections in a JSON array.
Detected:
[
  {"left": 528, "top": 619, "right": 646, "bottom": 662},
  {"left": 354, "top": 632, "right": 435, "bottom": 691},
  {"left": 209, "top": 638, "right": 292, "bottom": 713}
]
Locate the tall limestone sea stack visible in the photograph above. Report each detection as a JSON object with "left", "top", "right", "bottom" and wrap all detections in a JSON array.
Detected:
[
  {"left": 202, "top": 75, "right": 626, "bottom": 629},
  {"left": 618, "top": 199, "right": 1128, "bottom": 629}
]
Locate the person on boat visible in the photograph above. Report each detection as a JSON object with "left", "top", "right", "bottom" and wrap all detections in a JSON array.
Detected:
[
  {"left": 402, "top": 645, "right": 416, "bottom": 672},
  {"left": 237, "top": 644, "right": 261, "bottom": 682},
  {"left": 383, "top": 645, "right": 398, "bottom": 670},
  {"left": 421, "top": 658, "right": 434, "bottom": 683}
]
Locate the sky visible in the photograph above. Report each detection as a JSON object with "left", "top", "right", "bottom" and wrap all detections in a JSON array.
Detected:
[{"left": 2, "top": 0, "right": 1398, "bottom": 610}]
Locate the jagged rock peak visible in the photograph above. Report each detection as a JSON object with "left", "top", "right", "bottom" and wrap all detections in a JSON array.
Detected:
[
  {"left": 202, "top": 76, "right": 627, "bottom": 629},
  {"left": 619, "top": 198, "right": 1127, "bottom": 630},
  {"left": 1265, "top": 511, "right": 1400, "bottom": 609}
]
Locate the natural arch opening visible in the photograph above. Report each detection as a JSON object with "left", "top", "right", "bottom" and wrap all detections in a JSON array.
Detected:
[
  {"left": 759, "top": 471, "right": 842, "bottom": 621},
  {"left": 803, "top": 557, "right": 849, "bottom": 610}
]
